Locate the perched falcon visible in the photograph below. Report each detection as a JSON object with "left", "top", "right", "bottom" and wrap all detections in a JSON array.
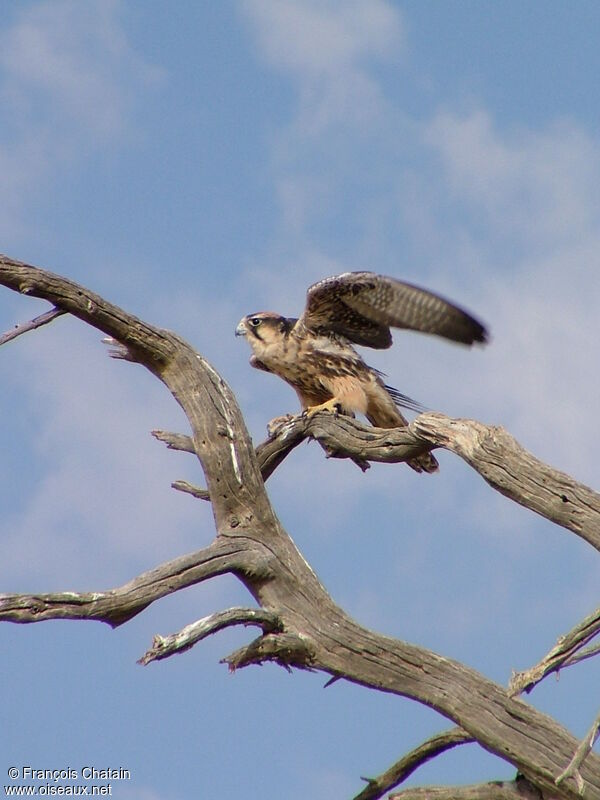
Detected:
[{"left": 236, "top": 272, "right": 488, "bottom": 473}]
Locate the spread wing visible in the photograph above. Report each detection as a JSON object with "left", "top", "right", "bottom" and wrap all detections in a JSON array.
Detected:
[{"left": 299, "top": 271, "right": 488, "bottom": 349}]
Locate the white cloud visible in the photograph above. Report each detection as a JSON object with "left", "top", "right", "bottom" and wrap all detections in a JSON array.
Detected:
[
  {"left": 242, "top": 0, "right": 401, "bottom": 78},
  {"left": 242, "top": 0, "right": 403, "bottom": 133},
  {"left": 1, "top": 0, "right": 163, "bottom": 140},
  {"left": 0, "top": 0, "right": 164, "bottom": 236},
  {"left": 239, "top": 0, "right": 412, "bottom": 256},
  {"left": 425, "top": 109, "right": 600, "bottom": 250},
  {"left": 417, "top": 110, "right": 600, "bottom": 484}
]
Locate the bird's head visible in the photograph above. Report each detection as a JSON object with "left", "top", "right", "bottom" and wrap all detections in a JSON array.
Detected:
[{"left": 235, "top": 312, "right": 295, "bottom": 349}]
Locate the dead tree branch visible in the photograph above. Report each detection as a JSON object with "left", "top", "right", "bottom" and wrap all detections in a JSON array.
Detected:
[
  {"left": 153, "top": 414, "right": 600, "bottom": 556},
  {"left": 389, "top": 774, "right": 543, "bottom": 800},
  {"left": 354, "top": 727, "right": 475, "bottom": 800},
  {"left": 250, "top": 412, "right": 600, "bottom": 551},
  {"left": 171, "top": 479, "right": 210, "bottom": 500},
  {"left": 0, "top": 305, "right": 66, "bottom": 345},
  {"left": 1, "top": 253, "right": 599, "bottom": 800},
  {"left": 222, "top": 631, "right": 317, "bottom": 673},
  {"left": 556, "top": 711, "right": 600, "bottom": 795},
  {"left": 139, "top": 606, "right": 282, "bottom": 665},
  {"left": 510, "top": 607, "right": 600, "bottom": 695},
  {"left": 413, "top": 414, "right": 600, "bottom": 552},
  {"left": 0, "top": 537, "right": 254, "bottom": 627},
  {"left": 152, "top": 430, "right": 195, "bottom": 453}
]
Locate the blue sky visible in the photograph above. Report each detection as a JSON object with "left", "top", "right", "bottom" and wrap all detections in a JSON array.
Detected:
[{"left": 1, "top": 2, "right": 599, "bottom": 798}]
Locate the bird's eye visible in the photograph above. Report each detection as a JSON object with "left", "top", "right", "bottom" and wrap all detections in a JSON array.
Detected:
[{"left": 249, "top": 317, "right": 262, "bottom": 327}]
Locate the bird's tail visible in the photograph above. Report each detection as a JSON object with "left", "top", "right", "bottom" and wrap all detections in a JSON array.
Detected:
[
  {"left": 407, "top": 451, "right": 439, "bottom": 474},
  {"left": 366, "top": 382, "right": 439, "bottom": 474}
]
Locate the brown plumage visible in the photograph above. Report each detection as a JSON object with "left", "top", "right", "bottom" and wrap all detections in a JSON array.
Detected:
[{"left": 236, "top": 271, "right": 488, "bottom": 474}]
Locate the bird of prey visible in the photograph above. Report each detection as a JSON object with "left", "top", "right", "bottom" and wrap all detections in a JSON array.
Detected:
[{"left": 236, "top": 271, "right": 488, "bottom": 473}]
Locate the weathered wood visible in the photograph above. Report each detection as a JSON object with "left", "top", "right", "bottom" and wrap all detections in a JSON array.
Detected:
[
  {"left": 510, "top": 606, "right": 600, "bottom": 694},
  {"left": 139, "top": 606, "right": 282, "bottom": 665},
  {"left": 0, "top": 253, "right": 599, "bottom": 800},
  {"left": 413, "top": 414, "right": 600, "bottom": 552},
  {"left": 151, "top": 411, "right": 600, "bottom": 554},
  {"left": 556, "top": 711, "right": 600, "bottom": 794},
  {"left": 0, "top": 538, "right": 251, "bottom": 626},
  {"left": 389, "top": 775, "right": 543, "bottom": 800}
]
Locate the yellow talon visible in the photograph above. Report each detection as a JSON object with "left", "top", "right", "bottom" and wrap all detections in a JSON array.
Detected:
[{"left": 304, "top": 398, "right": 343, "bottom": 418}]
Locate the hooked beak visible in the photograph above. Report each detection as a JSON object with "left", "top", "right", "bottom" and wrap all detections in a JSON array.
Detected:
[{"left": 235, "top": 319, "right": 248, "bottom": 337}]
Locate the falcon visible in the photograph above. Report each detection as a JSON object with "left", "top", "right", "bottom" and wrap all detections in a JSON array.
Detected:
[{"left": 236, "top": 272, "right": 488, "bottom": 473}]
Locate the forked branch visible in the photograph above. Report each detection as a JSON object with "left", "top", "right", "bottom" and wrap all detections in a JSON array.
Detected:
[{"left": 153, "top": 412, "right": 600, "bottom": 554}]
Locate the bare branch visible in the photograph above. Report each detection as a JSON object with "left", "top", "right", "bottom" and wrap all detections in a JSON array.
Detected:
[
  {"left": 0, "top": 538, "right": 256, "bottom": 627},
  {"left": 139, "top": 606, "right": 282, "bottom": 665},
  {"left": 153, "top": 413, "right": 600, "bottom": 558},
  {"left": 250, "top": 410, "right": 600, "bottom": 553},
  {"left": 171, "top": 479, "right": 210, "bottom": 501},
  {"left": 354, "top": 727, "right": 475, "bottom": 800},
  {"left": 224, "top": 412, "right": 600, "bottom": 553},
  {"left": 152, "top": 433, "right": 210, "bottom": 498},
  {"left": 556, "top": 711, "right": 600, "bottom": 795},
  {"left": 510, "top": 607, "right": 600, "bottom": 695},
  {"left": 565, "top": 642, "right": 600, "bottom": 667},
  {"left": 153, "top": 421, "right": 309, "bottom": 483},
  {"left": 264, "top": 411, "right": 436, "bottom": 471},
  {"left": 413, "top": 414, "right": 600, "bottom": 552},
  {"left": 390, "top": 775, "right": 543, "bottom": 800},
  {"left": 0, "top": 306, "right": 66, "bottom": 345},
  {"left": 152, "top": 430, "right": 195, "bottom": 453},
  {"left": 249, "top": 410, "right": 600, "bottom": 552},
  {"left": 222, "top": 631, "right": 316, "bottom": 673}
]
